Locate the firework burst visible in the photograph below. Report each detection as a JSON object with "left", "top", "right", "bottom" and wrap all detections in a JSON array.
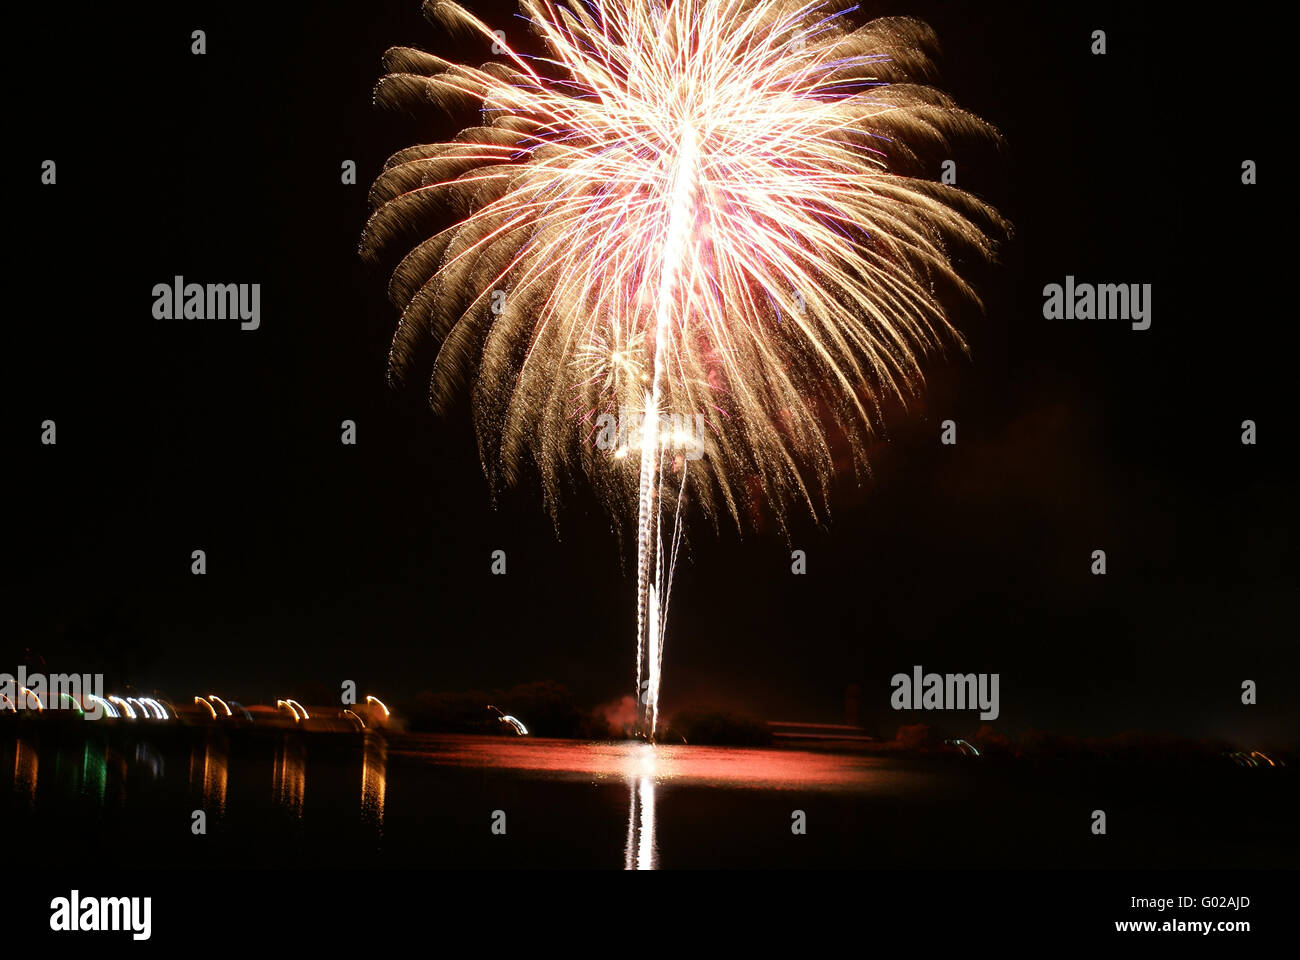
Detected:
[{"left": 364, "top": 0, "right": 1006, "bottom": 735}]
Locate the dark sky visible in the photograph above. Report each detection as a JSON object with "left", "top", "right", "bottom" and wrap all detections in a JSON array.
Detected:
[{"left": 11, "top": 1, "right": 1293, "bottom": 743}]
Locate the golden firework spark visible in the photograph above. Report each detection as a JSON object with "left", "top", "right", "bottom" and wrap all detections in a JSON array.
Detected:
[{"left": 364, "top": 0, "right": 1006, "bottom": 734}]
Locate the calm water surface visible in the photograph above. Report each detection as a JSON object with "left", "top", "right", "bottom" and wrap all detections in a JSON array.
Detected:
[{"left": 3, "top": 730, "right": 1294, "bottom": 869}]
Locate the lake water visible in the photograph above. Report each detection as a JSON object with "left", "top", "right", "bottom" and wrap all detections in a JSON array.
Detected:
[{"left": 3, "top": 729, "right": 1294, "bottom": 869}]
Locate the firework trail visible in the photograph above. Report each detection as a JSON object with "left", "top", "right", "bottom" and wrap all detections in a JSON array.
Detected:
[{"left": 363, "top": 0, "right": 1006, "bottom": 736}]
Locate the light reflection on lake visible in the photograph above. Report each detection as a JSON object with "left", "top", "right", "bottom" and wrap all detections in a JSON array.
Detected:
[
  {"left": 4, "top": 730, "right": 1292, "bottom": 870},
  {"left": 190, "top": 735, "right": 228, "bottom": 816},
  {"left": 13, "top": 738, "right": 38, "bottom": 806},
  {"left": 390, "top": 734, "right": 928, "bottom": 870},
  {"left": 360, "top": 734, "right": 387, "bottom": 831},
  {"left": 392, "top": 734, "right": 920, "bottom": 792},
  {"left": 5, "top": 732, "right": 938, "bottom": 869},
  {"left": 272, "top": 737, "right": 306, "bottom": 819},
  {"left": 82, "top": 741, "right": 106, "bottom": 805},
  {"left": 625, "top": 774, "right": 656, "bottom": 870}
]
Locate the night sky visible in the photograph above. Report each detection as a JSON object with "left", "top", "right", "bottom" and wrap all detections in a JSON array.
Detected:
[{"left": 11, "top": 1, "right": 1292, "bottom": 743}]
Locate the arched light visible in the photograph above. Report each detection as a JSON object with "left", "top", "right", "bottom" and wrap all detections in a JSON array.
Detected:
[{"left": 87, "top": 695, "right": 118, "bottom": 718}]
